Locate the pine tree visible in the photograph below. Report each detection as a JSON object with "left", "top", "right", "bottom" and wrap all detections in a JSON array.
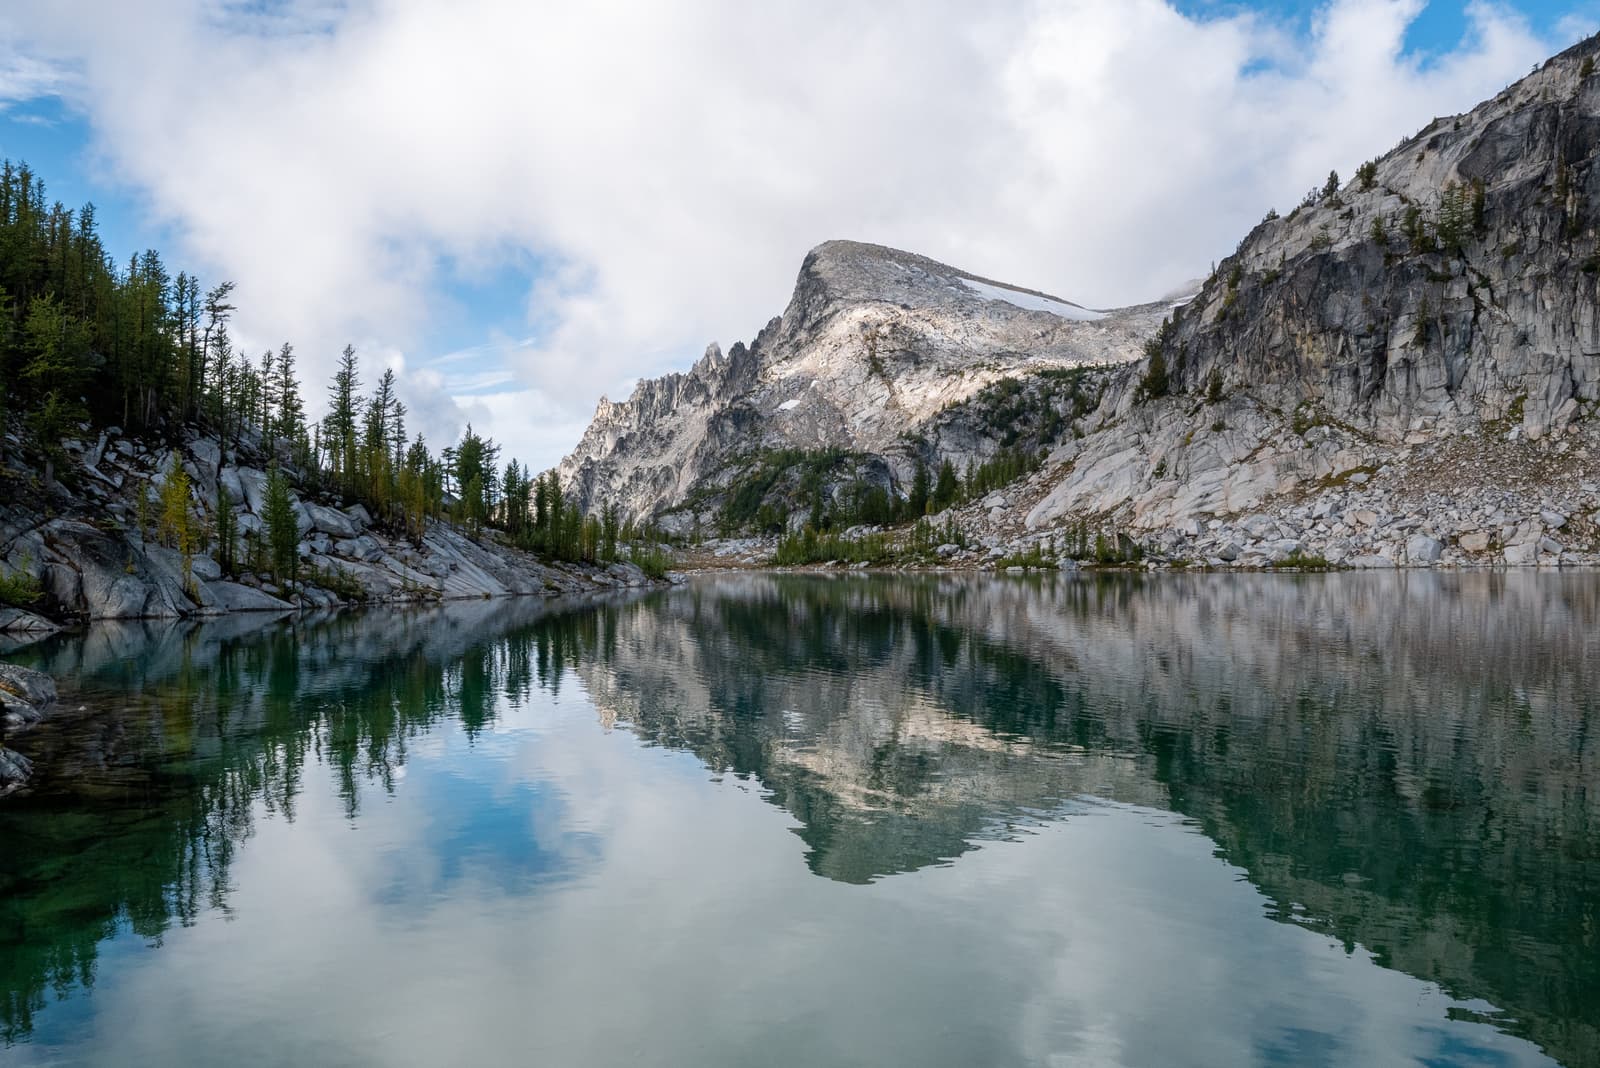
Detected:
[
  {"left": 275, "top": 342, "right": 304, "bottom": 449},
  {"left": 1137, "top": 339, "right": 1169, "bottom": 401},
  {"left": 908, "top": 461, "right": 930, "bottom": 517},
  {"left": 326, "top": 344, "right": 362, "bottom": 487},
  {"left": 215, "top": 483, "right": 238, "bottom": 577},
  {"left": 263, "top": 464, "right": 299, "bottom": 588},
  {"left": 932, "top": 459, "right": 959, "bottom": 512}
]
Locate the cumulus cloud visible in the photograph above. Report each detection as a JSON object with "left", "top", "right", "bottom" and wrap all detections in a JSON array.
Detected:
[{"left": 0, "top": 0, "right": 1582, "bottom": 468}]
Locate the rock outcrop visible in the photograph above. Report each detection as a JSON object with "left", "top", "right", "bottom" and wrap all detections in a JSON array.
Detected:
[
  {"left": 0, "top": 425, "right": 659, "bottom": 621},
  {"left": 0, "top": 663, "right": 55, "bottom": 795},
  {"left": 984, "top": 36, "right": 1600, "bottom": 565}
]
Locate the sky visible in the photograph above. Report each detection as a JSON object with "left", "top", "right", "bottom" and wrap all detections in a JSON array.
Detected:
[{"left": 0, "top": 0, "right": 1596, "bottom": 471}]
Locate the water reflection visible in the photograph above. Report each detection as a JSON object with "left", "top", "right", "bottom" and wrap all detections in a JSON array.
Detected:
[{"left": 1, "top": 573, "right": 1595, "bottom": 1066}]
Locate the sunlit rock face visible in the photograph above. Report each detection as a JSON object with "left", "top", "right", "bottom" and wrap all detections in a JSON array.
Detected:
[
  {"left": 563, "top": 41, "right": 1600, "bottom": 568},
  {"left": 558, "top": 239, "right": 1168, "bottom": 525},
  {"left": 1009, "top": 39, "right": 1600, "bottom": 549}
]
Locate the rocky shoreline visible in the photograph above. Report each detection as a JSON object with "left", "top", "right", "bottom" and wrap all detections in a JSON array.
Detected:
[
  {"left": 1, "top": 424, "right": 662, "bottom": 624},
  {"left": 0, "top": 663, "right": 56, "bottom": 796}
]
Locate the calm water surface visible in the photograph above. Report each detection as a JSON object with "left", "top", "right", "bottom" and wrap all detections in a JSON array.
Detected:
[{"left": 1, "top": 573, "right": 1596, "bottom": 1067}]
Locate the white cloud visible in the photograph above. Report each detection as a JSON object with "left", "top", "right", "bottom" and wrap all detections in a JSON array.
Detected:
[{"left": 0, "top": 0, "right": 1581, "bottom": 469}]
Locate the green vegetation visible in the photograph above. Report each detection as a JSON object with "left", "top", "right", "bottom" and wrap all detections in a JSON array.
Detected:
[
  {"left": 0, "top": 557, "right": 42, "bottom": 609},
  {"left": 1356, "top": 160, "right": 1378, "bottom": 192},
  {"left": 627, "top": 541, "right": 673, "bottom": 579},
  {"left": 0, "top": 159, "right": 649, "bottom": 578},
  {"left": 994, "top": 543, "right": 1057, "bottom": 570},
  {"left": 1268, "top": 550, "right": 1335, "bottom": 570},
  {"left": 1403, "top": 203, "right": 1431, "bottom": 252},
  {"left": 773, "top": 528, "right": 893, "bottom": 566},
  {"left": 263, "top": 464, "right": 300, "bottom": 588},
  {"left": 1205, "top": 369, "right": 1225, "bottom": 404},
  {"left": 306, "top": 562, "right": 370, "bottom": 602},
  {"left": 1136, "top": 322, "right": 1172, "bottom": 402},
  {"left": 772, "top": 516, "right": 968, "bottom": 567},
  {"left": 947, "top": 367, "right": 1099, "bottom": 448}
]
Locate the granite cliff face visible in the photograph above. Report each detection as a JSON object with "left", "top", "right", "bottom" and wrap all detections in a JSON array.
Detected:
[
  {"left": 1017, "top": 36, "right": 1600, "bottom": 566},
  {"left": 559, "top": 240, "right": 1173, "bottom": 527},
  {"left": 563, "top": 37, "right": 1600, "bottom": 568}
]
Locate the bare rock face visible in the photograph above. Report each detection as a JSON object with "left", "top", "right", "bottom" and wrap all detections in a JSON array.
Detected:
[
  {"left": 1016, "top": 37, "right": 1600, "bottom": 556},
  {"left": 1154, "top": 43, "right": 1600, "bottom": 438},
  {"left": 559, "top": 240, "right": 1172, "bottom": 524}
]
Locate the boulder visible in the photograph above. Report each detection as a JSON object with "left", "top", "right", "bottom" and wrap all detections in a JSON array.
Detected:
[
  {"left": 303, "top": 503, "right": 361, "bottom": 538},
  {"left": 1458, "top": 531, "right": 1491, "bottom": 553},
  {"left": 39, "top": 520, "right": 192, "bottom": 619},
  {"left": 0, "top": 745, "right": 33, "bottom": 796},
  {"left": 1406, "top": 535, "right": 1444, "bottom": 564},
  {"left": 194, "top": 581, "right": 295, "bottom": 614},
  {"left": 0, "top": 608, "right": 61, "bottom": 634},
  {"left": 1503, "top": 542, "right": 1538, "bottom": 565},
  {"left": 0, "top": 663, "right": 57, "bottom": 734},
  {"left": 234, "top": 467, "right": 270, "bottom": 514}
]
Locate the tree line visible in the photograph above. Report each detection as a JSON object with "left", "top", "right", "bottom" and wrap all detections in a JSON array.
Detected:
[{"left": 0, "top": 160, "right": 646, "bottom": 572}]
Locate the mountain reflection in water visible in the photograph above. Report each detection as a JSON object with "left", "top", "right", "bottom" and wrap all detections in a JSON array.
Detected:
[{"left": 1, "top": 572, "right": 1594, "bottom": 1067}]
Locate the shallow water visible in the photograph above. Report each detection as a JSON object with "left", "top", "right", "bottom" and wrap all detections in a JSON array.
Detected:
[{"left": 1, "top": 572, "right": 1596, "bottom": 1066}]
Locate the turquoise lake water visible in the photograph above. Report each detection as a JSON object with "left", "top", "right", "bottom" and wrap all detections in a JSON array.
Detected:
[{"left": 1, "top": 572, "right": 1595, "bottom": 1066}]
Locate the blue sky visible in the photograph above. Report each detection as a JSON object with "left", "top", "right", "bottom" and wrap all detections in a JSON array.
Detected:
[{"left": 1, "top": 0, "right": 1594, "bottom": 469}]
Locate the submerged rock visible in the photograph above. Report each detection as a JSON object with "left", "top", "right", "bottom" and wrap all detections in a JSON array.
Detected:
[{"left": 0, "top": 662, "right": 56, "bottom": 796}]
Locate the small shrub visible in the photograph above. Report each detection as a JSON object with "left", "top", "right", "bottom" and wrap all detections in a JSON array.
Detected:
[
  {"left": 628, "top": 542, "right": 673, "bottom": 579},
  {"left": 1269, "top": 551, "right": 1336, "bottom": 570},
  {"left": 1136, "top": 341, "right": 1169, "bottom": 402},
  {"left": 0, "top": 559, "right": 43, "bottom": 609},
  {"left": 309, "top": 563, "right": 369, "bottom": 603},
  {"left": 994, "top": 543, "right": 1058, "bottom": 571}
]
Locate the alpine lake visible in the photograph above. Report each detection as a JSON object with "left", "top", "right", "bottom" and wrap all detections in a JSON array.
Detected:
[{"left": 1, "top": 572, "right": 1596, "bottom": 1067}]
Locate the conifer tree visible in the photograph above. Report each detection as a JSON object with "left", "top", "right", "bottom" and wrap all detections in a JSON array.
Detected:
[
  {"left": 932, "top": 459, "right": 959, "bottom": 512},
  {"left": 908, "top": 461, "right": 930, "bottom": 517},
  {"left": 263, "top": 464, "right": 299, "bottom": 587}
]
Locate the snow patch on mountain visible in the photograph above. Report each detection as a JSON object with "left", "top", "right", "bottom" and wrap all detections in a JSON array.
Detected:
[{"left": 960, "top": 278, "right": 1104, "bottom": 321}]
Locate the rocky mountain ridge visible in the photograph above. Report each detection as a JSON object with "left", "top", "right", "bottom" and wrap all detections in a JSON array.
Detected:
[
  {"left": 559, "top": 239, "right": 1174, "bottom": 527},
  {"left": 563, "top": 35, "right": 1600, "bottom": 569}
]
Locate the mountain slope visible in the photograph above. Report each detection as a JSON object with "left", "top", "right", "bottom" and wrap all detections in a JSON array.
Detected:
[
  {"left": 559, "top": 240, "right": 1172, "bottom": 528},
  {"left": 561, "top": 36, "right": 1600, "bottom": 569},
  {"left": 1014, "top": 34, "right": 1600, "bottom": 566}
]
